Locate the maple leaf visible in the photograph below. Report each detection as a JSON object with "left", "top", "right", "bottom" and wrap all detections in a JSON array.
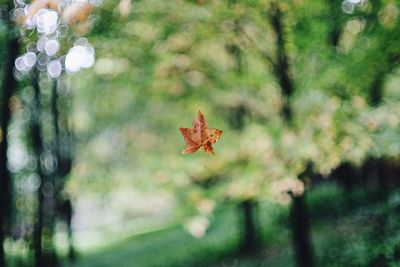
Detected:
[{"left": 179, "top": 111, "right": 223, "bottom": 155}]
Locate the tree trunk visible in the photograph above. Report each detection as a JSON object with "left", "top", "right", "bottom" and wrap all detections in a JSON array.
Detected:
[
  {"left": 331, "top": 162, "right": 360, "bottom": 208},
  {"left": 290, "top": 192, "right": 314, "bottom": 267},
  {"left": 53, "top": 78, "right": 75, "bottom": 262},
  {"left": 368, "top": 73, "right": 385, "bottom": 106},
  {"left": 268, "top": 4, "right": 314, "bottom": 266},
  {"left": 269, "top": 1, "right": 294, "bottom": 122},
  {"left": 45, "top": 79, "right": 60, "bottom": 267},
  {"left": 31, "top": 72, "right": 45, "bottom": 267},
  {"left": 361, "top": 158, "right": 379, "bottom": 188},
  {"left": 367, "top": 45, "right": 400, "bottom": 106},
  {"left": 239, "top": 199, "right": 259, "bottom": 253},
  {"left": 0, "top": 224, "right": 4, "bottom": 267},
  {"left": 0, "top": 36, "right": 19, "bottom": 267},
  {"left": 326, "top": 0, "right": 344, "bottom": 48},
  {"left": 51, "top": 80, "right": 60, "bottom": 171},
  {"left": 31, "top": 74, "right": 58, "bottom": 267},
  {"left": 225, "top": 27, "right": 259, "bottom": 254}
]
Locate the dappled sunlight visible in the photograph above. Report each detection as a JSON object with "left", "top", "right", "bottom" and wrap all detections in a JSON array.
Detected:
[
  {"left": 184, "top": 216, "right": 209, "bottom": 238},
  {"left": 71, "top": 189, "right": 174, "bottom": 250}
]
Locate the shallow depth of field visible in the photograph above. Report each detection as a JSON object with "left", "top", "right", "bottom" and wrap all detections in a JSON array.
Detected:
[{"left": 1, "top": 1, "right": 400, "bottom": 267}]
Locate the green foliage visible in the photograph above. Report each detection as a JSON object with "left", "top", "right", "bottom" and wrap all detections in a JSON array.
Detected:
[
  {"left": 3, "top": 0, "right": 399, "bottom": 227},
  {"left": 62, "top": 1, "right": 400, "bottom": 227}
]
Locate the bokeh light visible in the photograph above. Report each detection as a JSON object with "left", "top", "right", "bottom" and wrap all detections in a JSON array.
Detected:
[
  {"left": 13, "top": 0, "right": 97, "bottom": 78},
  {"left": 342, "top": 1, "right": 355, "bottom": 14},
  {"left": 35, "top": 9, "right": 59, "bottom": 35},
  {"left": 15, "top": 52, "right": 36, "bottom": 73},
  {"left": 47, "top": 59, "right": 62, "bottom": 78},
  {"left": 65, "top": 44, "right": 95, "bottom": 73},
  {"left": 44, "top": 39, "right": 60, "bottom": 56},
  {"left": 36, "top": 36, "right": 48, "bottom": 52}
]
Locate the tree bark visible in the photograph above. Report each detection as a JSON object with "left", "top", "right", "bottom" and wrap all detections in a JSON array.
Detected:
[
  {"left": 239, "top": 199, "right": 259, "bottom": 253},
  {"left": 31, "top": 74, "right": 59, "bottom": 267},
  {"left": 30, "top": 72, "right": 60, "bottom": 267},
  {"left": 290, "top": 192, "right": 314, "bottom": 267},
  {"left": 0, "top": 36, "right": 19, "bottom": 267},
  {"left": 326, "top": 0, "right": 344, "bottom": 48},
  {"left": 31, "top": 72, "right": 44, "bottom": 267},
  {"left": 225, "top": 30, "right": 260, "bottom": 254},
  {"left": 367, "top": 52, "right": 400, "bottom": 106},
  {"left": 43, "top": 79, "right": 59, "bottom": 267},
  {"left": 268, "top": 3, "right": 314, "bottom": 266},
  {"left": 53, "top": 78, "right": 75, "bottom": 261},
  {"left": 269, "top": 2, "right": 294, "bottom": 122}
]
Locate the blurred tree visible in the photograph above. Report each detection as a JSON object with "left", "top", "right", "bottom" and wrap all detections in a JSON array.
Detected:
[
  {"left": 268, "top": 1, "right": 294, "bottom": 122},
  {"left": 266, "top": 2, "right": 314, "bottom": 266},
  {"left": 0, "top": 0, "right": 20, "bottom": 265},
  {"left": 30, "top": 71, "right": 55, "bottom": 267},
  {"left": 224, "top": 14, "right": 260, "bottom": 252},
  {"left": 2, "top": 0, "right": 99, "bottom": 266},
  {"left": 326, "top": 0, "right": 346, "bottom": 48}
]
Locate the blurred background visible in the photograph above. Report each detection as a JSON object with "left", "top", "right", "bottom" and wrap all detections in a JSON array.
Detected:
[{"left": 1, "top": 0, "right": 400, "bottom": 266}]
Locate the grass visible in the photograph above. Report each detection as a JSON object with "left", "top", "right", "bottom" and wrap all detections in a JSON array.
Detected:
[
  {"left": 63, "top": 201, "right": 292, "bottom": 267},
  {"left": 64, "top": 206, "right": 242, "bottom": 267},
  {"left": 62, "top": 183, "right": 400, "bottom": 267}
]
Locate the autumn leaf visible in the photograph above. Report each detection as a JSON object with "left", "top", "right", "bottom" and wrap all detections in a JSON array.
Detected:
[{"left": 179, "top": 111, "right": 223, "bottom": 155}]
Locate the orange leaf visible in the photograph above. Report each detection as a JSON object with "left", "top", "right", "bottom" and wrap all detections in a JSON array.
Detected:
[{"left": 179, "top": 111, "right": 223, "bottom": 155}]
